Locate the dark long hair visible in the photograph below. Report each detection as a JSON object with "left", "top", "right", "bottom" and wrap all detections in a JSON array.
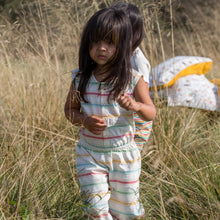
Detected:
[
  {"left": 75, "top": 8, "right": 133, "bottom": 102},
  {"left": 111, "top": 2, "right": 144, "bottom": 51}
]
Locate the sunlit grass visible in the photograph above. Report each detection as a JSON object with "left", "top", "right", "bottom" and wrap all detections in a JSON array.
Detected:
[{"left": 0, "top": 0, "right": 220, "bottom": 219}]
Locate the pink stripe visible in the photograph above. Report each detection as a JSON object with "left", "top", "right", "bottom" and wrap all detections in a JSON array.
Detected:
[
  {"left": 85, "top": 92, "right": 109, "bottom": 96},
  {"left": 85, "top": 92, "right": 132, "bottom": 96},
  {"left": 134, "top": 118, "right": 152, "bottom": 124},
  {"left": 84, "top": 212, "right": 110, "bottom": 218},
  {"left": 109, "top": 179, "right": 139, "bottom": 184},
  {"left": 82, "top": 132, "right": 133, "bottom": 140},
  {"left": 78, "top": 172, "right": 107, "bottom": 177}
]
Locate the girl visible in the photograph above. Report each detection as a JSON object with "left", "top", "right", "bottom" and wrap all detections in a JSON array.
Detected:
[
  {"left": 111, "top": 2, "right": 153, "bottom": 150},
  {"left": 64, "top": 7, "right": 156, "bottom": 220}
]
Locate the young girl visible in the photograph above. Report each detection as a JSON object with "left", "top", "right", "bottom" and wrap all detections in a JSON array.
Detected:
[
  {"left": 111, "top": 2, "right": 153, "bottom": 150},
  {"left": 64, "top": 7, "right": 156, "bottom": 220}
]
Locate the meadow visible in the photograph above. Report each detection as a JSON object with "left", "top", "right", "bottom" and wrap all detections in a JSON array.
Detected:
[{"left": 0, "top": 0, "right": 220, "bottom": 219}]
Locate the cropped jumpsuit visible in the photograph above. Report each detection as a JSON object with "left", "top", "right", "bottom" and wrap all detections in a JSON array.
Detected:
[{"left": 73, "top": 71, "right": 145, "bottom": 219}]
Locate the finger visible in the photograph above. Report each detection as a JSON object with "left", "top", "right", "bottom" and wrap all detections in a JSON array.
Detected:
[
  {"left": 92, "top": 116, "right": 106, "bottom": 124},
  {"left": 91, "top": 129, "right": 104, "bottom": 135},
  {"left": 96, "top": 125, "right": 107, "bottom": 131},
  {"left": 117, "top": 94, "right": 125, "bottom": 102},
  {"left": 92, "top": 130, "right": 102, "bottom": 135}
]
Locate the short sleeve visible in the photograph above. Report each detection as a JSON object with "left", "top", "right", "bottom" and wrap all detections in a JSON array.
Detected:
[
  {"left": 131, "top": 47, "right": 151, "bottom": 83},
  {"left": 131, "top": 69, "right": 141, "bottom": 88},
  {"left": 71, "top": 68, "right": 79, "bottom": 81}
]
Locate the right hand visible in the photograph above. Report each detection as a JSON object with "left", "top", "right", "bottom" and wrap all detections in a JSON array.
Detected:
[{"left": 84, "top": 116, "right": 107, "bottom": 135}]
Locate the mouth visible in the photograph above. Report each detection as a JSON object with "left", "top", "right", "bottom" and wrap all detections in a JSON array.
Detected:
[{"left": 98, "top": 55, "right": 107, "bottom": 60}]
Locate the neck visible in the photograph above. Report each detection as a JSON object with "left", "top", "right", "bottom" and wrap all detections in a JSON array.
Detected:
[{"left": 93, "top": 67, "right": 111, "bottom": 82}]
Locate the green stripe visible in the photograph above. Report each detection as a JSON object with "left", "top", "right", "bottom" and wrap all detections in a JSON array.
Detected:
[
  {"left": 77, "top": 143, "right": 138, "bottom": 153},
  {"left": 81, "top": 181, "right": 107, "bottom": 188},
  {"left": 112, "top": 187, "right": 138, "bottom": 195},
  {"left": 75, "top": 79, "right": 103, "bottom": 85},
  {"left": 106, "top": 124, "right": 132, "bottom": 129}
]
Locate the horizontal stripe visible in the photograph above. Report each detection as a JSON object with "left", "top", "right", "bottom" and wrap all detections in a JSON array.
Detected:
[
  {"left": 82, "top": 103, "right": 118, "bottom": 107},
  {"left": 110, "top": 207, "right": 140, "bottom": 216},
  {"left": 82, "top": 132, "right": 133, "bottom": 140},
  {"left": 78, "top": 172, "right": 107, "bottom": 178},
  {"left": 86, "top": 113, "right": 133, "bottom": 118},
  {"left": 107, "top": 124, "right": 132, "bottom": 129},
  {"left": 134, "top": 118, "right": 152, "bottom": 122},
  {"left": 134, "top": 117, "right": 150, "bottom": 121},
  {"left": 74, "top": 79, "right": 100, "bottom": 85},
  {"left": 98, "top": 158, "right": 140, "bottom": 165},
  {"left": 76, "top": 163, "right": 107, "bottom": 169},
  {"left": 76, "top": 154, "right": 140, "bottom": 164},
  {"left": 84, "top": 212, "right": 110, "bottom": 218},
  {"left": 77, "top": 143, "right": 139, "bottom": 153},
  {"left": 77, "top": 142, "right": 122, "bottom": 150},
  {"left": 77, "top": 164, "right": 140, "bottom": 172},
  {"left": 92, "top": 213, "right": 110, "bottom": 218},
  {"left": 110, "top": 197, "right": 138, "bottom": 205},
  {"left": 135, "top": 133, "right": 151, "bottom": 137},
  {"left": 110, "top": 168, "right": 141, "bottom": 174},
  {"left": 85, "top": 92, "right": 110, "bottom": 96},
  {"left": 77, "top": 164, "right": 140, "bottom": 174},
  {"left": 77, "top": 142, "right": 135, "bottom": 151},
  {"left": 111, "top": 187, "right": 138, "bottom": 195},
  {"left": 135, "top": 132, "right": 151, "bottom": 137},
  {"left": 73, "top": 73, "right": 139, "bottom": 87},
  {"left": 83, "top": 192, "right": 110, "bottom": 199},
  {"left": 83, "top": 202, "right": 108, "bottom": 209},
  {"left": 84, "top": 92, "right": 132, "bottom": 96},
  {"left": 135, "top": 129, "right": 152, "bottom": 133},
  {"left": 109, "top": 179, "right": 139, "bottom": 184},
  {"left": 81, "top": 181, "right": 107, "bottom": 188},
  {"left": 135, "top": 122, "right": 152, "bottom": 126},
  {"left": 136, "top": 142, "right": 146, "bottom": 145}
]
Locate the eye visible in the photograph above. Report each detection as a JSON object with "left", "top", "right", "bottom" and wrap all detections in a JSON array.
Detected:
[{"left": 107, "top": 40, "right": 114, "bottom": 45}]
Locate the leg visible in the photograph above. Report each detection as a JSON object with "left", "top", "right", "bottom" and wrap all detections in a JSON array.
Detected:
[
  {"left": 76, "top": 145, "right": 113, "bottom": 220},
  {"left": 108, "top": 149, "right": 145, "bottom": 220}
]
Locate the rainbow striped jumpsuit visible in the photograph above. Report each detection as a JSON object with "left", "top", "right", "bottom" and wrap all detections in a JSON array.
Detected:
[{"left": 73, "top": 72, "right": 145, "bottom": 219}]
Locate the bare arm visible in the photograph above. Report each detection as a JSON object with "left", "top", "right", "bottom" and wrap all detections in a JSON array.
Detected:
[
  {"left": 117, "top": 77, "right": 156, "bottom": 121},
  {"left": 64, "top": 83, "right": 107, "bottom": 135},
  {"left": 65, "top": 82, "right": 85, "bottom": 124}
]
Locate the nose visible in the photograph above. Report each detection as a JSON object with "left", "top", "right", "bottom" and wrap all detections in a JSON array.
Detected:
[{"left": 97, "top": 41, "right": 106, "bottom": 51}]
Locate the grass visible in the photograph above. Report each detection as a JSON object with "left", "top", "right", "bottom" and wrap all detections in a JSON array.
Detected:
[{"left": 0, "top": 0, "right": 220, "bottom": 219}]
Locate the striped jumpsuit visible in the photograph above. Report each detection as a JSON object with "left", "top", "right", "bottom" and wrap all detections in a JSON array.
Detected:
[{"left": 73, "top": 72, "right": 145, "bottom": 219}]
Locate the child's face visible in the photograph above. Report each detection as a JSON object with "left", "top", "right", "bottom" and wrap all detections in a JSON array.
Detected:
[{"left": 89, "top": 40, "right": 116, "bottom": 68}]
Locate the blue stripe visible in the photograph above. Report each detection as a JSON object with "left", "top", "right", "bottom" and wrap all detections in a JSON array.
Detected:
[
  {"left": 81, "top": 103, "right": 119, "bottom": 107},
  {"left": 107, "top": 124, "right": 131, "bottom": 129},
  {"left": 76, "top": 163, "right": 107, "bottom": 169},
  {"left": 81, "top": 181, "right": 107, "bottom": 189},
  {"left": 77, "top": 144, "right": 139, "bottom": 154},
  {"left": 109, "top": 207, "right": 140, "bottom": 216},
  {"left": 83, "top": 203, "right": 108, "bottom": 209},
  {"left": 110, "top": 168, "right": 141, "bottom": 174},
  {"left": 135, "top": 122, "right": 152, "bottom": 126},
  {"left": 77, "top": 142, "right": 132, "bottom": 150}
]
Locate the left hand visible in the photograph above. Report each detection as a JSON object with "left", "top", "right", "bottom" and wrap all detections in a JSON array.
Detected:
[{"left": 117, "top": 94, "right": 140, "bottom": 111}]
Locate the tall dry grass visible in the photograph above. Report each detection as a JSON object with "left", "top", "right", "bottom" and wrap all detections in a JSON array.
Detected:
[{"left": 0, "top": 0, "right": 220, "bottom": 219}]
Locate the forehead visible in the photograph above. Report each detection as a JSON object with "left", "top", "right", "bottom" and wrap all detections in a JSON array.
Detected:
[
  {"left": 88, "top": 13, "right": 121, "bottom": 43},
  {"left": 89, "top": 26, "right": 118, "bottom": 43}
]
